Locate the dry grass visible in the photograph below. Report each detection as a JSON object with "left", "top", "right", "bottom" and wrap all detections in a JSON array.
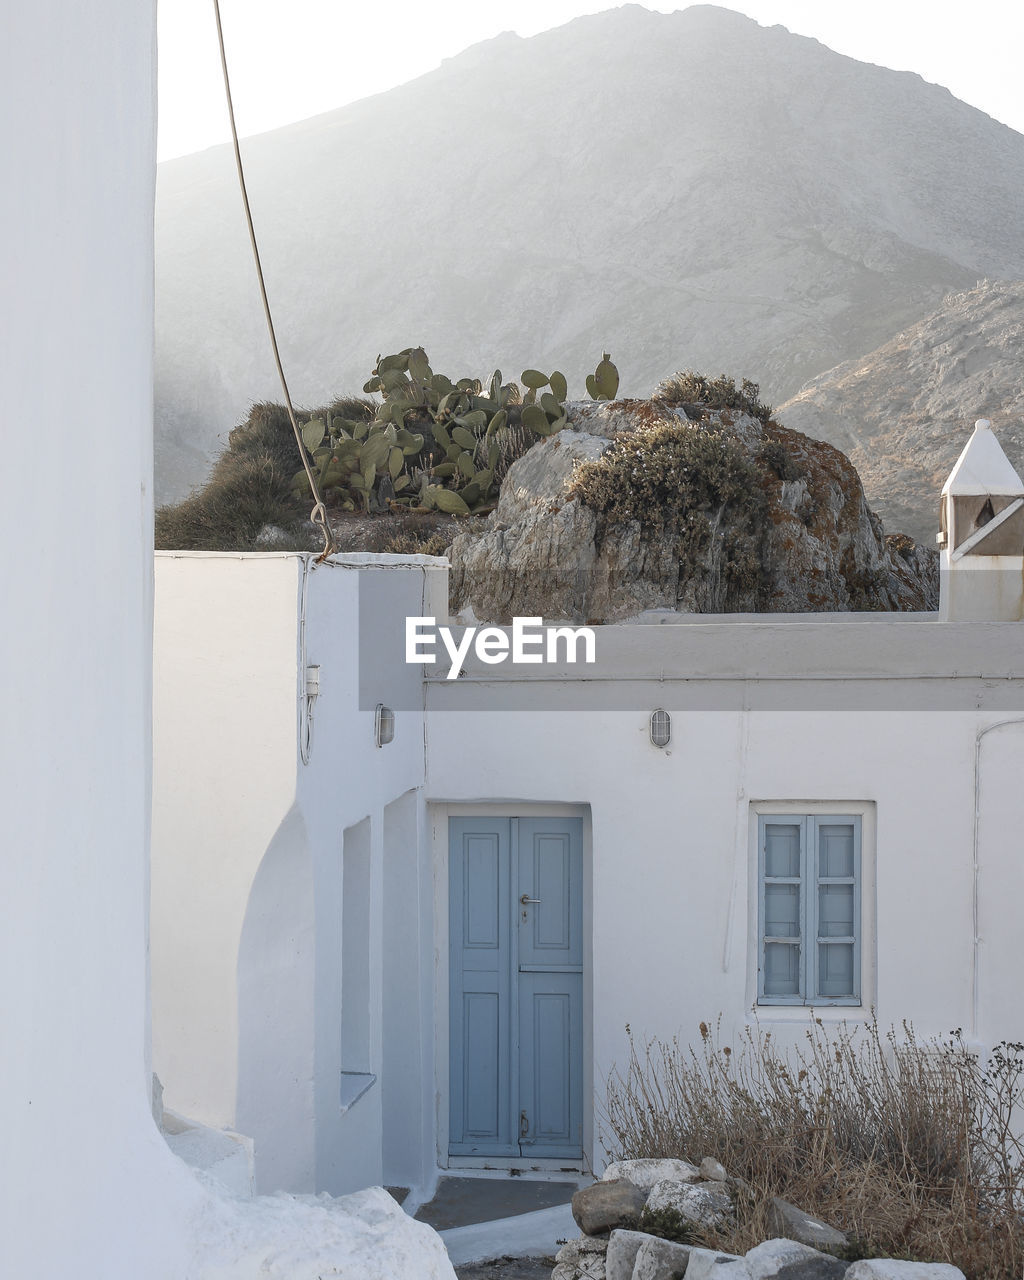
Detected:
[
  {"left": 155, "top": 404, "right": 314, "bottom": 550},
  {"left": 328, "top": 510, "right": 467, "bottom": 557},
  {"left": 601, "top": 1018, "right": 1024, "bottom": 1277},
  {"left": 155, "top": 399, "right": 379, "bottom": 551}
]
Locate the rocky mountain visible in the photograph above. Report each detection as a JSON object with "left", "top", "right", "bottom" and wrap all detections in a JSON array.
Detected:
[
  {"left": 155, "top": 4, "right": 1024, "bottom": 504},
  {"left": 448, "top": 402, "right": 938, "bottom": 621},
  {"left": 779, "top": 280, "right": 1024, "bottom": 542}
]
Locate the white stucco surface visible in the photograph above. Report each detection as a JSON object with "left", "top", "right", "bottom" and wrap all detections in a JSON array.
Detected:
[
  {"left": 939, "top": 551, "right": 1024, "bottom": 622},
  {"left": 189, "top": 1184, "right": 455, "bottom": 1279},
  {"left": 441, "top": 1203, "right": 579, "bottom": 1264},
  {"left": 152, "top": 553, "right": 445, "bottom": 1197},
  {"left": 162, "top": 1110, "right": 256, "bottom": 1200},
  {"left": 943, "top": 419, "right": 1024, "bottom": 496},
  {"left": 153, "top": 554, "right": 301, "bottom": 1132},
  {"left": 0, "top": 3, "right": 204, "bottom": 1274}
]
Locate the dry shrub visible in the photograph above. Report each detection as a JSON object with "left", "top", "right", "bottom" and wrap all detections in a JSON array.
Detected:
[
  {"left": 154, "top": 452, "right": 314, "bottom": 551},
  {"left": 652, "top": 370, "right": 773, "bottom": 426},
  {"left": 156, "top": 403, "right": 313, "bottom": 550},
  {"left": 155, "top": 398, "right": 376, "bottom": 551},
  {"left": 602, "top": 1018, "right": 1024, "bottom": 1278},
  {"left": 568, "top": 418, "right": 768, "bottom": 601}
]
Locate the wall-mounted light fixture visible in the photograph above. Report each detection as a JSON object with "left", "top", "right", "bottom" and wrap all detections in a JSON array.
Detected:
[
  {"left": 374, "top": 703, "right": 395, "bottom": 748},
  {"left": 650, "top": 708, "right": 671, "bottom": 748}
]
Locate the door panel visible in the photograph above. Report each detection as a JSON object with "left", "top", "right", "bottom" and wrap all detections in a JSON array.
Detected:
[
  {"left": 518, "top": 972, "right": 583, "bottom": 1157},
  {"left": 448, "top": 819, "right": 515, "bottom": 1155},
  {"left": 462, "top": 990, "right": 501, "bottom": 1138},
  {"left": 518, "top": 822, "right": 582, "bottom": 964},
  {"left": 450, "top": 816, "right": 583, "bottom": 1160}
]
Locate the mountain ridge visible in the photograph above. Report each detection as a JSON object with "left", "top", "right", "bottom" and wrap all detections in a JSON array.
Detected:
[
  {"left": 779, "top": 279, "right": 1024, "bottom": 542},
  {"left": 155, "top": 3, "right": 1024, "bottom": 505}
]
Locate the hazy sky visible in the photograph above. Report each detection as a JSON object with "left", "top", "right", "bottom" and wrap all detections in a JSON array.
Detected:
[{"left": 158, "top": 1, "right": 1024, "bottom": 161}]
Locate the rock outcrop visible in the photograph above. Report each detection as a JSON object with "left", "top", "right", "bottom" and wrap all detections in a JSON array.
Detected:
[{"left": 449, "top": 402, "right": 937, "bottom": 622}]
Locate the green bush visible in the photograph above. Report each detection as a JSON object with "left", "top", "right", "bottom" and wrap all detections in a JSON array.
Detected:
[
  {"left": 757, "top": 436, "right": 803, "bottom": 482},
  {"left": 634, "top": 1205, "right": 699, "bottom": 1246}
]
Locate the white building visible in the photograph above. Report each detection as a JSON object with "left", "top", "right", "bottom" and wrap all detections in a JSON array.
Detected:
[{"left": 150, "top": 421, "right": 1024, "bottom": 1203}]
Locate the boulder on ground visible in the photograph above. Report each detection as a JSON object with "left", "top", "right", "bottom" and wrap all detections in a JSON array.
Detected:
[
  {"left": 744, "top": 1238, "right": 847, "bottom": 1280},
  {"left": 605, "top": 1229, "right": 652, "bottom": 1280},
  {"left": 645, "top": 1179, "right": 733, "bottom": 1229},
  {"left": 845, "top": 1264, "right": 966, "bottom": 1280},
  {"left": 698, "top": 1157, "right": 729, "bottom": 1183},
  {"left": 682, "top": 1245, "right": 748, "bottom": 1280},
  {"left": 632, "top": 1235, "right": 693, "bottom": 1280},
  {"left": 571, "top": 1179, "right": 648, "bottom": 1236},
  {"left": 602, "top": 1159, "right": 701, "bottom": 1191},
  {"left": 554, "top": 1233, "right": 610, "bottom": 1269},
  {"left": 552, "top": 1260, "right": 605, "bottom": 1280},
  {"left": 765, "top": 1198, "right": 848, "bottom": 1254},
  {"left": 552, "top": 1232, "right": 609, "bottom": 1280},
  {"left": 552, "top": 1252, "right": 606, "bottom": 1280}
]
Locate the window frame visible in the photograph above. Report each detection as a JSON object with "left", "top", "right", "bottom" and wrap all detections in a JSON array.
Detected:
[{"left": 756, "top": 812, "right": 862, "bottom": 1007}]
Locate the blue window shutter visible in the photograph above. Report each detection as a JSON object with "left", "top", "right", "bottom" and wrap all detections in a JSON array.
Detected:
[
  {"left": 811, "top": 817, "right": 861, "bottom": 1003},
  {"left": 758, "top": 817, "right": 806, "bottom": 1003}
]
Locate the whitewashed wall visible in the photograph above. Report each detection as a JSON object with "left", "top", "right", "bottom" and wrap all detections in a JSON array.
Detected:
[
  {"left": 424, "top": 618, "right": 1024, "bottom": 1173},
  {"left": 0, "top": 3, "right": 204, "bottom": 1274},
  {"left": 152, "top": 553, "right": 443, "bottom": 1196}
]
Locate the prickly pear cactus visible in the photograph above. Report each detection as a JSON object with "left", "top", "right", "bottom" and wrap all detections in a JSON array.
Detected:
[
  {"left": 290, "top": 347, "right": 622, "bottom": 517},
  {"left": 586, "top": 352, "right": 619, "bottom": 400}
]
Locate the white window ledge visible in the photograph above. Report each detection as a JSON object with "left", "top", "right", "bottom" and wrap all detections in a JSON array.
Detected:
[
  {"left": 745, "top": 1005, "right": 868, "bottom": 1025},
  {"left": 339, "top": 1071, "right": 376, "bottom": 1113}
]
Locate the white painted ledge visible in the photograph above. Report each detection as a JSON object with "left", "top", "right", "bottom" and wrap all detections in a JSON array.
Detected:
[
  {"left": 440, "top": 1202, "right": 578, "bottom": 1265},
  {"left": 339, "top": 1071, "right": 377, "bottom": 1113}
]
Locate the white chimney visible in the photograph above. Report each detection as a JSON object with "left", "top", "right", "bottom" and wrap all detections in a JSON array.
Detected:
[{"left": 938, "top": 419, "right": 1024, "bottom": 621}]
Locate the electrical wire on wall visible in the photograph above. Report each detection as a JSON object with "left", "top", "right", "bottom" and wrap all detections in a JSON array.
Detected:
[
  {"left": 299, "top": 556, "right": 319, "bottom": 765},
  {"left": 211, "top": 0, "right": 336, "bottom": 560}
]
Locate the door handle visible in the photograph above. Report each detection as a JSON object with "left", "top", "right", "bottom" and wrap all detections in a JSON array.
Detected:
[
  {"left": 520, "top": 894, "right": 541, "bottom": 905},
  {"left": 520, "top": 1109, "right": 529, "bottom": 1138}
]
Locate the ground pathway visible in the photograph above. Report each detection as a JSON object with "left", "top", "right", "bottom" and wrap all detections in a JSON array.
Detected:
[
  {"left": 455, "top": 1257, "right": 554, "bottom": 1280},
  {"left": 408, "top": 1174, "right": 582, "bottom": 1280}
]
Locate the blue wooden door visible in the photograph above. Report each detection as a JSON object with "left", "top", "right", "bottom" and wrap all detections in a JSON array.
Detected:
[{"left": 449, "top": 817, "right": 583, "bottom": 1159}]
